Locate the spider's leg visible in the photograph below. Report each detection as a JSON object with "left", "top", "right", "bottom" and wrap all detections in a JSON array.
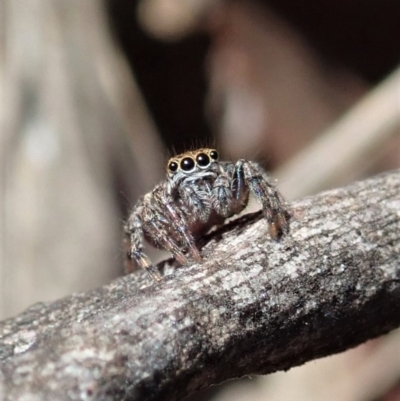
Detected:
[
  {"left": 164, "top": 203, "right": 201, "bottom": 261},
  {"left": 230, "top": 161, "right": 250, "bottom": 214},
  {"left": 239, "top": 160, "right": 289, "bottom": 239},
  {"left": 154, "top": 187, "right": 201, "bottom": 262},
  {"left": 129, "top": 248, "right": 163, "bottom": 282},
  {"left": 124, "top": 217, "right": 162, "bottom": 281},
  {"left": 146, "top": 216, "right": 190, "bottom": 266}
]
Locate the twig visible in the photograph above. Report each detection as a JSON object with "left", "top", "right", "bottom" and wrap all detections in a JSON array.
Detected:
[
  {"left": 0, "top": 169, "right": 399, "bottom": 401},
  {"left": 276, "top": 66, "right": 400, "bottom": 200}
]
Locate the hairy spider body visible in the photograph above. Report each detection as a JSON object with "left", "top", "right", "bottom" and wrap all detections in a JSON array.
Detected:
[{"left": 124, "top": 148, "right": 289, "bottom": 281}]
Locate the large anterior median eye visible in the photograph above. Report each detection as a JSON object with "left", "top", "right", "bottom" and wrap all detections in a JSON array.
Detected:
[
  {"left": 196, "top": 152, "right": 210, "bottom": 167},
  {"left": 168, "top": 161, "right": 178, "bottom": 172},
  {"left": 209, "top": 150, "right": 219, "bottom": 160},
  {"left": 181, "top": 157, "right": 195, "bottom": 171}
]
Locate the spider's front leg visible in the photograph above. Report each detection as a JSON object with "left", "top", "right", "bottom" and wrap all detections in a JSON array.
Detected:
[
  {"left": 125, "top": 189, "right": 194, "bottom": 281},
  {"left": 154, "top": 187, "right": 201, "bottom": 262},
  {"left": 236, "top": 160, "right": 290, "bottom": 239},
  {"left": 125, "top": 205, "right": 195, "bottom": 281}
]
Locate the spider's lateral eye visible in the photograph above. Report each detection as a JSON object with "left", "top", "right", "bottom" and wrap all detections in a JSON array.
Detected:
[
  {"left": 196, "top": 153, "right": 210, "bottom": 167},
  {"left": 181, "top": 157, "right": 195, "bottom": 171},
  {"left": 210, "top": 150, "right": 219, "bottom": 160},
  {"left": 168, "top": 161, "right": 178, "bottom": 172}
]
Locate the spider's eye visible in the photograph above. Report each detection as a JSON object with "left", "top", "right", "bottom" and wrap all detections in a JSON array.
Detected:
[
  {"left": 209, "top": 150, "right": 219, "bottom": 160},
  {"left": 181, "top": 157, "right": 195, "bottom": 171},
  {"left": 196, "top": 153, "right": 210, "bottom": 167},
  {"left": 168, "top": 161, "right": 178, "bottom": 172}
]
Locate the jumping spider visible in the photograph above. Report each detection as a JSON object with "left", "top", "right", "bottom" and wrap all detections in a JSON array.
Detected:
[{"left": 124, "top": 148, "right": 289, "bottom": 281}]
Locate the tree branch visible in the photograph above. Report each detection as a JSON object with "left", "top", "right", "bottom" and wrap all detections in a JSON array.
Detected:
[{"left": 1, "top": 170, "right": 399, "bottom": 401}]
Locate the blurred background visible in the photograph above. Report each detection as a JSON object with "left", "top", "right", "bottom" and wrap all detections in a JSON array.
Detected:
[{"left": 1, "top": 0, "right": 399, "bottom": 400}]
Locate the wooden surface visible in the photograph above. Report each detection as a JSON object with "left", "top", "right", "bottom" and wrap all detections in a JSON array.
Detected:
[{"left": 0, "top": 169, "right": 399, "bottom": 401}]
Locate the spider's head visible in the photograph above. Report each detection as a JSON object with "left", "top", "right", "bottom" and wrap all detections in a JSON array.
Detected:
[{"left": 166, "top": 148, "right": 219, "bottom": 181}]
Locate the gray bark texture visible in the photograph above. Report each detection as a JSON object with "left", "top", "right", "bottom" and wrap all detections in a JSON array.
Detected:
[{"left": 0, "top": 169, "right": 400, "bottom": 401}]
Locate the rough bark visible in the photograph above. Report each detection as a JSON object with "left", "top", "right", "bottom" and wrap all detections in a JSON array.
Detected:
[{"left": 0, "top": 170, "right": 399, "bottom": 401}]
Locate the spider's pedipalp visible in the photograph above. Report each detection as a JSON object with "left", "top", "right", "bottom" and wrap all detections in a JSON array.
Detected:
[
  {"left": 211, "top": 173, "right": 233, "bottom": 217},
  {"left": 178, "top": 185, "right": 211, "bottom": 223}
]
